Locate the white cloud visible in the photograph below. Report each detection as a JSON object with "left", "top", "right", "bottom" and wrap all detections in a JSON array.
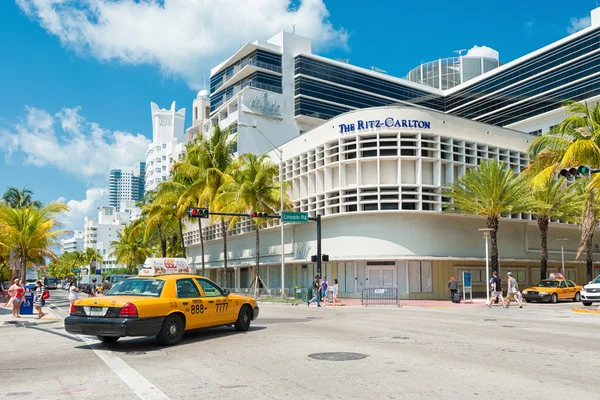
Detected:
[
  {"left": 567, "top": 16, "right": 591, "bottom": 34},
  {"left": 57, "top": 187, "right": 108, "bottom": 230},
  {"left": 0, "top": 106, "right": 150, "bottom": 182},
  {"left": 16, "top": 0, "right": 349, "bottom": 89},
  {"left": 465, "top": 45, "right": 499, "bottom": 60}
]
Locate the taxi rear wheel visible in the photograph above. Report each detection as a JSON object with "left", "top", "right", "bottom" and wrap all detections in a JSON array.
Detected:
[
  {"left": 157, "top": 314, "right": 184, "bottom": 345},
  {"left": 97, "top": 335, "right": 119, "bottom": 343},
  {"left": 573, "top": 292, "right": 581, "bottom": 302},
  {"left": 234, "top": 306, "right": 251, "bottom": 332}
]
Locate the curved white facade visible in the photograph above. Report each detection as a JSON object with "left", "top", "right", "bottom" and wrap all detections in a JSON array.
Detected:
[{"left": 185, "top": 106, "right": 595, "bottom": 298}]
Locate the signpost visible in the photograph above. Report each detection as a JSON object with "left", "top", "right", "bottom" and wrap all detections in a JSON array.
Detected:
[
  {"left": 281, "top": 211, "right": 309, "bottom": 223},
  {"left": 462, "top": 271, "right": 473, "bottom": 303}
]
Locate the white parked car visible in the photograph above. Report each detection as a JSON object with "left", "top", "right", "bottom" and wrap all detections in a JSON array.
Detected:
[{"left": 581, "top": 275, "right": 600, "bottom": 306}]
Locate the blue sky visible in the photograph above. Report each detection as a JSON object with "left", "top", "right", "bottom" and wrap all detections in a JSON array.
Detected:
[{"left": 0, "top": 0, "right": 596, "bottom": 229}]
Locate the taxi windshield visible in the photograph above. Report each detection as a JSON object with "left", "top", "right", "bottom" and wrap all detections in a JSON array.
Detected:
[
  {"left": 106, "top": 278, "right": 164, "bottom": 297},
  {"left": 536, "top": 280, "right": 559, "bottom": 288}
]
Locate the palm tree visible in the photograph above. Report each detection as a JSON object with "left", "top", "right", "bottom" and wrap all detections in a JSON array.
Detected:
[
  {"left": 442, "top": 160, "right": 533, "bottom": 274},
  {"left": 83, "top": 247, "right": 103, "bottom": 273},
  {"left": 173, "top": 126, "right": 236, "bottom": 280},
  {"left": 146, "top": 189, "right": 182, "bottom": 258},
  {"left": 215, "top": 154, "right": 291, "bottom": 285},
  {"left": 111, "top": 225, "right": 153, "bottom": 274},
  {"left": 0, "top": 201, "right": 69, "bottom": 280},
  {"left": 2, "top": 186, "right": 43, "bottom": 209},
  {"left": 529, "top": 176, "right": 586, "bottom": 279},
  {"left": 527, "top": 101, "right": 600, "bottom": 280}
]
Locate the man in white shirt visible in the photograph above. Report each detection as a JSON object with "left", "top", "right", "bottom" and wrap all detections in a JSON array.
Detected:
[{"left": 506, "top": 271, "right": 523, "bottom": 308}]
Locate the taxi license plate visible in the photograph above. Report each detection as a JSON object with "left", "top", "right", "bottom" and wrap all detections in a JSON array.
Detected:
[{"left": 90, "top": 307, "right": 105, "bottom": 317}]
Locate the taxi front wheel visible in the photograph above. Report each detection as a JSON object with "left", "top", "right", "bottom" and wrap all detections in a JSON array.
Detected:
[
  {"left": 157, "top": 314, "right": 184, "bottom": 345},
  {"left": 234, "top": 306, "right": 251, "bottom": 332}
]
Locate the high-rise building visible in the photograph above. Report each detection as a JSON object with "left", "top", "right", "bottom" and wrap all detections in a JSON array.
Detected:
[
  {"left": 200, "top": 6, "right": 600, "bottom": 156},
  {"left": 61, "top": 230, "right": 84, "bottom": 253},
  {"left": 109, "top": 162, "right": 146, "bottom": 212},
  {"left": 145, "top": 102, "right": 186, "bottom": 193},
  {"left": 84, "top": 206, "right": 131, "bottom": 270}
]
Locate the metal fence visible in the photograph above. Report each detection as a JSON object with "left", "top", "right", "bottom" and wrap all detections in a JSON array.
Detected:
[{"left": 361, "top": 287, "right": 400, "bottom": 307}]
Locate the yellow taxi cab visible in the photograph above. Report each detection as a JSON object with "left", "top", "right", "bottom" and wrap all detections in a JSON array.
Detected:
[
  {"left": 64, "top": 258, "right": 259, "bottom": 345},
  {"left": 521, "top": 273, "right": 583, "bottom": 304}
]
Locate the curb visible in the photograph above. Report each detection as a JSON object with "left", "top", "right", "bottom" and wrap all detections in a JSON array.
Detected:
[
  {"left": 1, "top": 318, "right": 61, "bottom": 329},
  {"left": 572, "top": 307, "right": 600, "bottom": 314}
]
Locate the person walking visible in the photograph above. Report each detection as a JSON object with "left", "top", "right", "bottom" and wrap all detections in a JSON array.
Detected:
[
  {"left": 447, "top": 276, "right": 459, "bottom": 301},
  {"left": 7, "top": 278, "right": 24, "bottom": 318},
  {"left": 505, "top": 272, "right": 523, "bottom": 308},
  {"left": 331, "top": 278, "right": 341, "bottom": 306},
  {"left": 488, "top": 271, "right": 506, "bottom": 308},
  {"left": 68, "top": 281, "right": 79, "bottom": 305},
  {"left": 307, "top": 276, "right": 321, "bottom": 307},
  {"left": 33, "top": 280, "right": 47, "bottom": 319},
  {"left": 321, "top": 276, "right": 328, "bottom": 306},
  {"left": 89, "top": 278, "right": 97, "bottom": 297}
]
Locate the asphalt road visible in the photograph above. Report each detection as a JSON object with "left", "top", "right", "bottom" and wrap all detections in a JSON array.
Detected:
[{"left": 1, "top": 290, "right": 599, "bottom": 400}]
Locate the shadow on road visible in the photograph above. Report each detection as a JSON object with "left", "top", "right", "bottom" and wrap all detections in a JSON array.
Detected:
[{"left": 73, "top": 325, "right": 267, "bottom": 352}]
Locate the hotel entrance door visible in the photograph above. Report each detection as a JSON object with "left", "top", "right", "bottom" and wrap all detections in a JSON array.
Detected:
[{"left": 366, "top": 266, "right": 396, "bottom": 287}]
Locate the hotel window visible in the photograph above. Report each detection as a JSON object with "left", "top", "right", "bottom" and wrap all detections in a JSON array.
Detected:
[
  {"left": 528, "top": 129, "right": 542, "bottom": 136},
  {"left": 408, "top": 261, "right": 432, "bottom": 293}
]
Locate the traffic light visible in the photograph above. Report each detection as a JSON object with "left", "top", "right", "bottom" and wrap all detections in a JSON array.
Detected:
[
  {"left": 559, "top": 166, "right": 592, "bottom": 178},
  {"left": 322, "top": 254, "right": 329, "bottom": 262},
  {"left": 188, "top": 208, "right": 209, "bottom": 218},
  {"left": 250, "top": 211, "right": 268, "bottom": 218}
]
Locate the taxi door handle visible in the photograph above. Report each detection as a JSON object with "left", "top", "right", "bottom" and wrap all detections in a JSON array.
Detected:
[
  {"left": 182, "top": 302, "right": 189, "bottom": 305},
  {"left": 208, "top": 300, "right": 215, "bottom": 304}
]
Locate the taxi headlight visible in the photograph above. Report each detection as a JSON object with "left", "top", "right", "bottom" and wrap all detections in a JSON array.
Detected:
[{"left": 539, "top": 292, "right": 549, "bottom": 295}]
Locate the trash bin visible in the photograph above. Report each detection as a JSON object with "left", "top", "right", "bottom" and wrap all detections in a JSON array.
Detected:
[
  {"left": 20, "top": 286, "right": 35, "bottom": 315},
  {"left": 294, "top": 286, "right": 303, "bottom": 300}
]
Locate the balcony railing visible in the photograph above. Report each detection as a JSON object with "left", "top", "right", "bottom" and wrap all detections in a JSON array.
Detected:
[
  {"left": 211, "top": 81, "right": 282, "bottom": 113},
  {"left": 213, "top": 58, "right": 282, "bottom": 92}
]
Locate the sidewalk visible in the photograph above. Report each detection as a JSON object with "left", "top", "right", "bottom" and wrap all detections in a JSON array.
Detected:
[
  {"left": 0, "top": 302, "right": 62, "bottom": 329},
  {"left": 321, "top": 298, "right": 487, "bottom": 307}
]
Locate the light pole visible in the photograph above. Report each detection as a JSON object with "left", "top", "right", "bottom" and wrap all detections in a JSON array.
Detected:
[
  {"left": 557, "top": 238, "right": 568, "bottom": 277},
  {"left": 479, "top": 228, "right": 493, "bottom": 301},
  {"left": 238, "top": 122, "right": 286, "bottom": 299}
]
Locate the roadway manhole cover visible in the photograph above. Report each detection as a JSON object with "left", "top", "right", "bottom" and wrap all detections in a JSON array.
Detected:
[
  {"left": 308, "top": 352, "right": 368, "bottom": 361},
  {"left": 125, "top": 351, "right": 146, "bottom": 355}
]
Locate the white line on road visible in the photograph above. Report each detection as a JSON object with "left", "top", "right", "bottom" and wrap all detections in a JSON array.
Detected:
[{"left": 79, "top": 336, "right": 171, "bottom": 400}]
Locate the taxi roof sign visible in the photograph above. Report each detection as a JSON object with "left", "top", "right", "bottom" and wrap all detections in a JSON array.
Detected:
[{"left": 139, "top": 258, "right": 196, "bottom": 277}]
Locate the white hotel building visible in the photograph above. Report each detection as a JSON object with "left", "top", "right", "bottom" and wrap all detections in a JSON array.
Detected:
[
  {"left": 145, "top": 102, "right": 186, "bottom": 193},
  {"left": 183, "top": 7, "right": 600, "bottom": 298}
]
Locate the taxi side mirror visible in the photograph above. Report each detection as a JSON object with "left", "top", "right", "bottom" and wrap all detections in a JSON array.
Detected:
[{"left": 223, "top": 289, "right": 230, "bottom": 296}]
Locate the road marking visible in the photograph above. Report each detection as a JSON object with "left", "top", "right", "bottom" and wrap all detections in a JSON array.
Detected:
[{"left": 80, "top": 336, "right": 171, "bottom": 400}]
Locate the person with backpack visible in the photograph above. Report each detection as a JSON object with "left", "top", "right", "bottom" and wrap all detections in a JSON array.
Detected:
[
  {"left": 307, "top": 276, "right": 321, "bottom": 307},
  {"left": 488, "top": 271, "right": 506, "bottom": 308},
  {"left": 33, "top": 280, "right": 49, "bottom": 319}
]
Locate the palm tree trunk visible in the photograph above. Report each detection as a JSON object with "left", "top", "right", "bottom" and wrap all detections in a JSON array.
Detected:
[
  {"left": 487, "top": 216, "right": 500, "bottom": 274},
  {"left": 157, "top": 224, "right": 167, "bottom": 258},
  {"left": 586, "top": 234, "right": 594, "bottom": 282},
  {"left": 20, "top": 253, "right": 27, "bottom": 283},
  {"left": 538, "top": 216, "right": 549, "bottom": 279},
  {"left": 178, "top": 218, "right": 186, "bottom": 258},
  {"left": 198, "top": 219, "right": 205, "bottom": 276},
  {"left": 222, "top": 219, "right": 228, "bottom": 287},
  {"left": 255, "top": 225, "right": 260, "bottom": 284}
]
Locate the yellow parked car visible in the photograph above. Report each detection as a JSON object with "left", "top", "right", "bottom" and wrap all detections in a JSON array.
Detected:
[
  {"left": 65, "top": 264, "right": 259, "bottom": 345},
  {"left": 522, "top": 278, "right": 583, "bottom": 304}
]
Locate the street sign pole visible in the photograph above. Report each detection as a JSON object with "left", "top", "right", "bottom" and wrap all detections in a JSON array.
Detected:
[{"left": 316, "top": 215, "right": 322, "bottom": 277}]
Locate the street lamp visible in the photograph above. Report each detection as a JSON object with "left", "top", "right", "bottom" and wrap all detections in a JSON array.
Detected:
[
  {"left": 238, "top": 122, "right": 286, "bottom": 299},
  {"left": 557, "top": 238, "right": 568, "bottom": 277},
  {"left": 479, "top": 228, "right": 493, "bottom": 302}
]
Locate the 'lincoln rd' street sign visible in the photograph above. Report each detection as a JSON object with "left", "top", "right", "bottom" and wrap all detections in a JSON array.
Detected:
[{"left": 281, "top": 211, "right": 309, "bottom": 223}]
